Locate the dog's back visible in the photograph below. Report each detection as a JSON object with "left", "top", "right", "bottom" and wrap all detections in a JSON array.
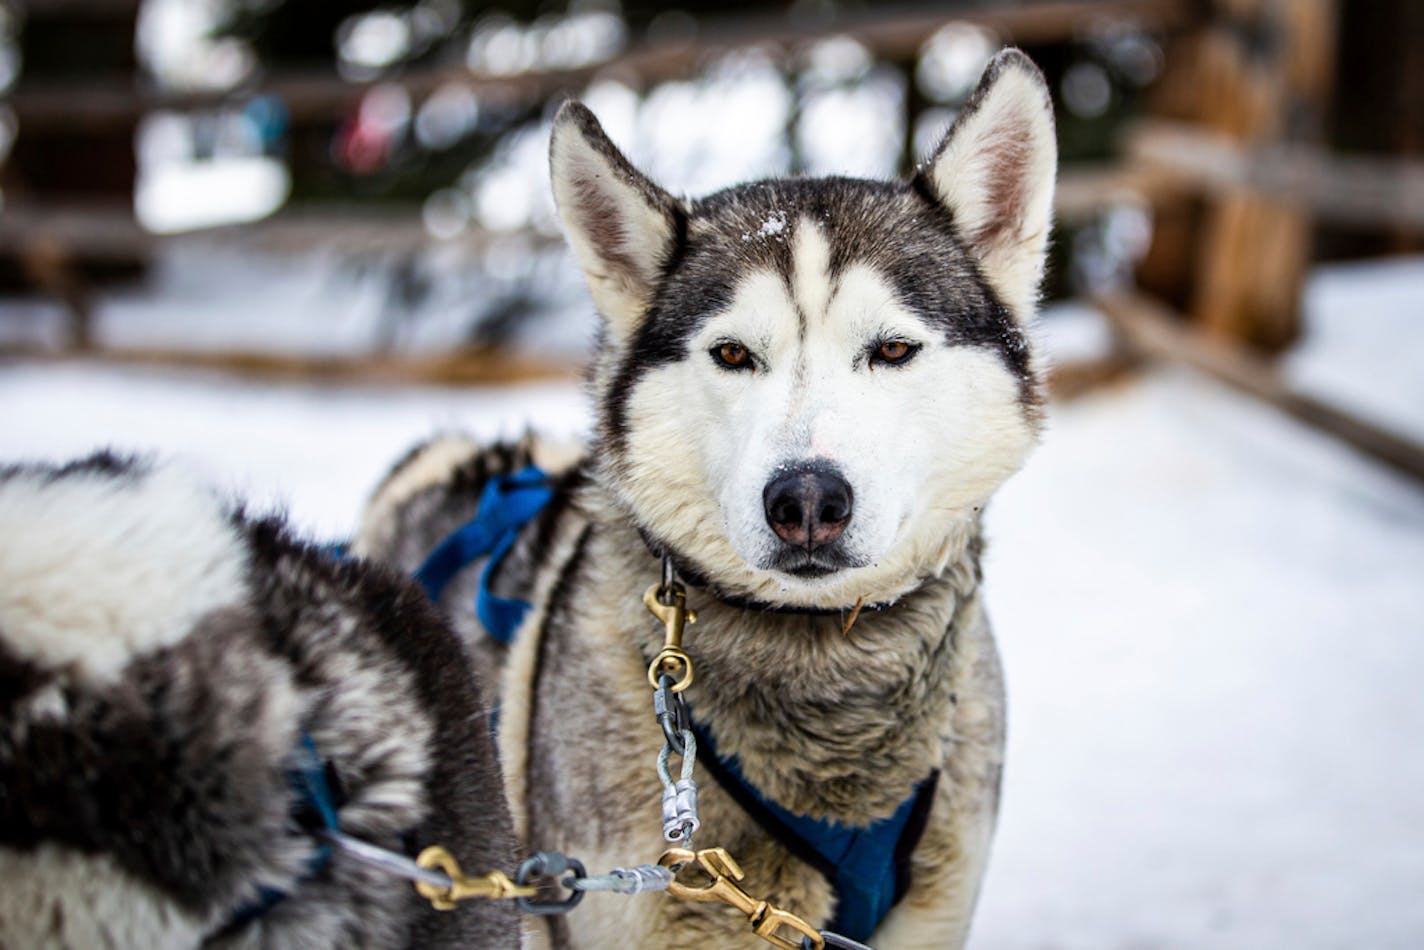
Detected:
[
  {"left": 0, "top": 453, "right": 520, "bottom": 948},
  {"left": 353, "top": 434, "right": 584, "bottom": 678}
]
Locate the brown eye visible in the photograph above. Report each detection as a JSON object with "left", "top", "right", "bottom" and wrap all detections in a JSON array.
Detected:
[
  {"left": 873, "top": 340, "right": 917, "bottom": 365},
  {"left": 713, "top": 342, "right": 753, "bottom": 370}
]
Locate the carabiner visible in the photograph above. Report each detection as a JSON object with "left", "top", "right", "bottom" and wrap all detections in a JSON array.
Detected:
[
  {"left": 654, "top": 672, "right": 691, "bottom": 754},
  {"left": 514, "top": 851, "right": 588, "bottom": 916}
]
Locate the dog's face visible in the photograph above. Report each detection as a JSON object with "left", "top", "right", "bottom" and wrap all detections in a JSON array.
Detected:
[{"left": 551, "top": 50, "right": 1056, "bottom": 608}]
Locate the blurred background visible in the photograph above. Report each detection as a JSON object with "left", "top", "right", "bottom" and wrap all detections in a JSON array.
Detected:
[{"left": 0, "top": 0, "right": 1420, "bottom": 947}]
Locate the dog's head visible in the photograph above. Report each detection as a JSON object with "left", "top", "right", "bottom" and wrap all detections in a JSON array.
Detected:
[{"left": 551, "top": 50, "right": 1055, "bottom": 608}]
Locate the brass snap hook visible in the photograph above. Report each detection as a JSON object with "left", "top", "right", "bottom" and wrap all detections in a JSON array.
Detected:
[
  {"left": 414, "top": 846, "right": 536, "bottom": 910},
  {"left": 657, "top": 847, "right": 824, "bottom": 950},
  {"left": 644, "top": 582, "right": 696, "bottom": 691},
  {"left": 658, "top": 847, "right": 754, "bottom": 910}
]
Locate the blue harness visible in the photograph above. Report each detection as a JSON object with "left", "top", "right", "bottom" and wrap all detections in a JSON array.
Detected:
[
  {"left": 221, "top": 733, "right": 342, "bottom": 933},
  {"left": 414, "top": 466, "right": 554, "bottom": 644},
  {"left": 414, "top": 465, "right": 933, "bottom": 941},
  {"left": 692, "top": 723, "right": 938, "bottom": 942}
]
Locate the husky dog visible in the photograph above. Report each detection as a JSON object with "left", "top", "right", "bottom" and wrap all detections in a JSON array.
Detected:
[
  {"left": 358, "top": 49, "right": 1055, "bottom": 949},
  {"left": 0, "top": 453, "right": 520, "bottom": 948}
]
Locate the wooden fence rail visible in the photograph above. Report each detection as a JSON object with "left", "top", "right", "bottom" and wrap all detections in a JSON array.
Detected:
[
  {"left": 1097, "top": 291, "right": 1424, "bottom": 485},
  {"left": 5, "top": 0, "right": 1189, "bottom": 129}
]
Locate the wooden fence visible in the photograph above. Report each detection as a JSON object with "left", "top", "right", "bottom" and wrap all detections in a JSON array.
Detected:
[{"left": 2, "top": 0, "right": 1422, "bottom": 483}]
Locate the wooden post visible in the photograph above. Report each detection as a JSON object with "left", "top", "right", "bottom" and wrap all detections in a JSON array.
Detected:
[
  {"left": 1143, "top": 0, "right": 1337, "bottom": 352},
  {"left": 6, "top": 0, "right": 145, "bottom": 349},
  {"left": 19, "top": 238, "right": 94, "bottom": 350}
]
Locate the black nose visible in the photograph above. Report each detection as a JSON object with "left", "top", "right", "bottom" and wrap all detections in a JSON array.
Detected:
[{"left": 763, "top": 465, "right": 853, "bottom": 550}]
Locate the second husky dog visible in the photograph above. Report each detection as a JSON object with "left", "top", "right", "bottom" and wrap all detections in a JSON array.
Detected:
[
  {"left": 0, "top": 454, "right": 520, "bottom": 948},
  {"left": 359, "top": 49, "right": 1056, "bottom": 949}
]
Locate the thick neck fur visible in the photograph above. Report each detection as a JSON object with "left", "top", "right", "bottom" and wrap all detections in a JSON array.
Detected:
[{"left": 575, "top": 476, "right": 985, "bottom": 825}]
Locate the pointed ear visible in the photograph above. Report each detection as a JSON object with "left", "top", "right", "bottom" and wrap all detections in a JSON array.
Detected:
[
  {"left": 549, "top": 101, "right": 682, "bottom": 339},
  {"left": 918, "top": 49, "right": 1057, "bottom": 319}
]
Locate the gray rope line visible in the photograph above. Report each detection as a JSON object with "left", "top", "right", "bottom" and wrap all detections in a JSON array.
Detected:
[
  {"left": 569, "top": 865, "right": 674, "bottom": 894},
  {"left": 806, "top": 933, "right": 877, "bottom": 950},
  {"left": 319, "top": 830, "right": 453, "bottom": 890},
  {"left": 656, "top": 728, "right": 697, "bottom": 785},
  {"left": 322, "top": 829, "right": 671, "bottom": 899}
]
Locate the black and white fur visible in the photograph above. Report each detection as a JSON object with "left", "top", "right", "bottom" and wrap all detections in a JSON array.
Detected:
[
  {"left": 358, "top": 49, "right": 1056, "bottom": 948},
  {"left": 0, "top": 453, "right": 520, "bottom": 948}
]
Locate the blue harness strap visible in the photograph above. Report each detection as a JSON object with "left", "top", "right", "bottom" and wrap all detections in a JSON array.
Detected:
[
  {"left": 691, "top": 722, "right": 938, "bottom": 943},
  {"left": 414, "top": 466, "right": 553, "bottom": 644},
  {"left": 221, "top": 732, "right": 343, "bottom": 933}
]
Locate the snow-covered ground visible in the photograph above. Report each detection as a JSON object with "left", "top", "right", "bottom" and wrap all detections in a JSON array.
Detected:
[
  {"left": 0, "top": 255, "right": 1420, "bottom": 948},
  {"left": 1286, "top": 255, "right": 1424, "bottom": 444},
  {"left": 976, "top": 369, "right": 1424, "bottom": 949}
]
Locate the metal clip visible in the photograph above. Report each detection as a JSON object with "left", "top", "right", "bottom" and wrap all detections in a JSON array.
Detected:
[
  {"left": 514, "top": 851, "right": 588, "bottom": 916},
  {"left": 653, "top": 673, "right": 691, "bottom": 755},
  {"left": 414, "top": 846, "right": 536, "bottom": 910},
  {"left": 660, "top": 777, "right": 700, "bottom": 843},
  {"left": 658, "top": 847, "right": 825, "bottom": 950},
  {"left": 644, "top": 582, "right": 696, "bottom": 691},
  {"left": 656, "top": 728, "right": 700, "bottom": 844}
]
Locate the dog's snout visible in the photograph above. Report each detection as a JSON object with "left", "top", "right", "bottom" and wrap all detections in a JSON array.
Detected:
[{"left": 763, "top": 466, "right": 853, "bottom": 550}]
